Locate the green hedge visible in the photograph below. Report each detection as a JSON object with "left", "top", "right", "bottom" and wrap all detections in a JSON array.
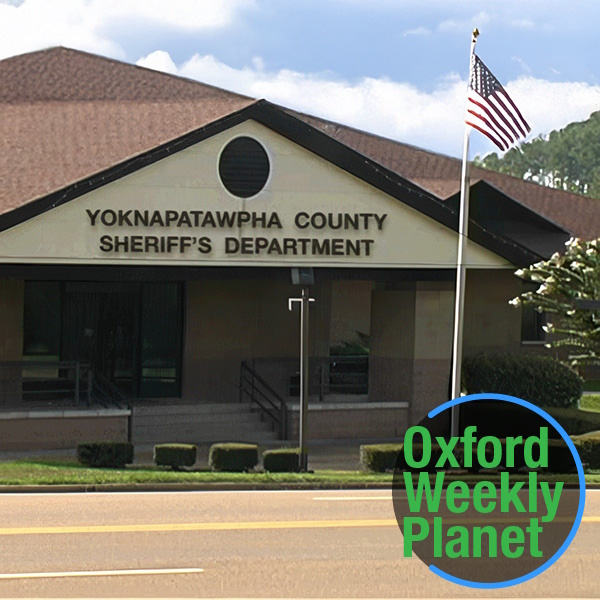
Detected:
[
  {"left": 77, "top": 442, "right": 134, "bottom": 468},
  {"left": 463, "top": 353, "right": 582, "bottom": 408},
  {"left": 361, "top": 439, "right": 582, "bottom": 473},
  {"left": 153, "top": 444, "right": 197, "bottom": 470},
  {"left": 546, "top": 406, "right": 600, "bottom": 435},
  {"left": 361, "top": 444, "right": 451, "bottom": 473},
  {"left": 360, "top": 444, "right": 402, "bottom": 473},
  {"left": 572, "top": 432, "right": 600, "bottom": 469},
  {"left": 263, "top": 448, "right": 301, "bottom": 472},
  {"left": 208, "top": 443, "right": 259, "bottom": 472}
]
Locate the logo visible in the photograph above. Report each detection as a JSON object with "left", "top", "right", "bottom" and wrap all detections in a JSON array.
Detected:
[{"left": 392, "top": 394, "right": 585, "bottom": 589}]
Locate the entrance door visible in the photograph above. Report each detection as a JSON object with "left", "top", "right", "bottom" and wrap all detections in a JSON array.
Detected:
[{"left": 62, "top": 283, "right": 138, "bottom": 396}]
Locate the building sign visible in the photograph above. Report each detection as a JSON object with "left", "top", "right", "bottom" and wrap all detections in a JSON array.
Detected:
[
  {"left": 0, "top": 120, "right": 510, "bottom": 268},
  {"left": 87, "top": 209, "right": 387, "bottom": 258}
]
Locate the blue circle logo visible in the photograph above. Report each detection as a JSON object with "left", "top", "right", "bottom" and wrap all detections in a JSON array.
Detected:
[{"left": 393, "top": 393, "right": 586, "bottom": 589}]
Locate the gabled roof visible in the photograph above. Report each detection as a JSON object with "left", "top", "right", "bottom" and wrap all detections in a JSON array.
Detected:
[
  {"left": 0, "top": 47, "right": 256, "bottom": 214},
  {"left": 0, "top": 46, "right": 592, "bottom": 265},
  {"left": 293, "top": 111, "right": 600, "bottom": 241}
]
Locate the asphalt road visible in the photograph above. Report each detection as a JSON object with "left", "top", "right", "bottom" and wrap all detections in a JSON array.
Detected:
[{"left": 0, "top": 488, "right": 597, "bottom": 598}]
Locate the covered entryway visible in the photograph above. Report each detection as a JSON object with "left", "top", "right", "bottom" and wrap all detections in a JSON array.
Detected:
[
  {"left": 22, "top": 280, "right": 183, "bottom": 401},
  {"left": 62, "top": 283, "right": 138, "bottom": 396}
]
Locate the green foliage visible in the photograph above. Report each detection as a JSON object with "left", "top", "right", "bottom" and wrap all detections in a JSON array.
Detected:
[
  {"left": 77, "top": 442, "right": 134, "bottom": 468},
  {"left": 263, "top": 448, "right": 301, "bottom": 472},
  {"left": 153, "top": 444, "right": 197, "bottom": 470},
  {"left": 513, "top": 238, "right": 600, "bottom": 366},
  {"left": 546, "top": 439, "right": 577, "bottom": 473},
  {"left": 360, "top": 444, "right": 403, "bottom": 472},
  {"left": 545, "top": 405, "right": 600, "bottom": 435},
  {"left": 572, "top": 432, "right": 600, "bottom": 469},
  {"left": 361, "top": 443, "right": 477, "bottom": 473},
  {"left": 475, "top": 110, "right": 600, "bottom": 198},
  {"left": 330, "top": 331, "right": 370, "bottom": 355},
  {"left": 462, "top": 353, "right": 582, "bottom": 408},
  {"left": 208, "top": 443, "right": 259, "bottom": 472}
]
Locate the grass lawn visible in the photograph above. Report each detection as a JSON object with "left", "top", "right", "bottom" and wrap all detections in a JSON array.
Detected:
[
  {"left": 580, "top": 393, "right": 600, "bottom": 412},
  {"left": 0, "top": 459, "right": 393, "bottom": 486},
  {"left": 0, "top": 459, "right": 596, "bottom": 487},
  {"left": 2, "top": 394, "right": 599, "bottom": 488}
]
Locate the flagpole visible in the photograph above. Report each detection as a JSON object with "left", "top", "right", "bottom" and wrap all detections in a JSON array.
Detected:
[{"left": 450, "top": 27, "right": 479, "bottom": 437}]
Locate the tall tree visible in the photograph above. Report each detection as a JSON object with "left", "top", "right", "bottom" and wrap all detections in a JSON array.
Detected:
[{"left": 476, "top": 111, "right": 600, "bottom": 199}]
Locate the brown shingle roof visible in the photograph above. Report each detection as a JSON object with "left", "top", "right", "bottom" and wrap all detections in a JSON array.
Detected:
[
  {"left": 0, "top": 46, "right": 255, "bottom": 103},
  {"left": 2, "top": 46, "right": 600, "bottom": 241},
  {"left": 0, "top": 47, "right": 256, "bottom": 212},
  {"left": 291, "top": 110, "right": 600, "bottom": 240}
]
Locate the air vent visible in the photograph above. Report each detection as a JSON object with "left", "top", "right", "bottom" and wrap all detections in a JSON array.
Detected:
[{"left": 218, "top": 137, "right": 270, "bottom": 198}]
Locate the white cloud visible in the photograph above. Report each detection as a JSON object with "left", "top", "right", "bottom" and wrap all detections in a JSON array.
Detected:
[
  {"left": 96, "top": 0, "right": 255, "bottom": 31},
  {"left": 0, "top": 0, "right": 254, "bottom": 60},
  {"left": 137, "top": 50, "right": 178, "bottom": 75},
  {"left": 508, "top": 78, "right": 600, "bottom": 140},
  {"left": 511, "top": 56, "right": 532, "bottom": 74},
  {"left": 402, "top": 27, "right": 431, "bottom": 37},
  {"left": 138, "top": 50, "right": 600, "bottom": 158},
  {"left": 510, "top": 18, "right": 536, "bottom": 29},
  {"left": 437, "top": 12, "right": 491, "bottom": 34}
]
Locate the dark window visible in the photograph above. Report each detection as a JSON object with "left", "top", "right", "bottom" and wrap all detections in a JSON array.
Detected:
[
  {"left": 521, "top": 305, "right": 546, "bottom": 342},
  {"left": 23, "top": 282, "right": 61, "bottom": 357},
  {"left": 139, "top": 282, "right": 182, "bottom": 397},
  {"left": 218, "top": 137, "right": 270, "bottom": 198},
  {"left": 521, "top": 283, "right": 546, "bottom": 343}
]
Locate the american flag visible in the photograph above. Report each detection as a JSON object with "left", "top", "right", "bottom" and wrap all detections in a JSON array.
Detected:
[{"left": 466, "top": 54, "right": 531, "bottom": 151}]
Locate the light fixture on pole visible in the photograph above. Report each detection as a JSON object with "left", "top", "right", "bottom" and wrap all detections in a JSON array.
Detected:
[{"left": 289, "top": 267, "right": 315, "bottom": 472}]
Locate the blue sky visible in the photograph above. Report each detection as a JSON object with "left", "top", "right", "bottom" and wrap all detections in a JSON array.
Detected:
[{"left": 2, "top": 0, "right": 600, "bottom": 159}]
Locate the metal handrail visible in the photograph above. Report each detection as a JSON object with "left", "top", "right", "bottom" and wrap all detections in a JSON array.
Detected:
[
  {"left": 240, "top": 361, "right": 288, "bottom": 439},
  {"left": 289, "top": 355, "right": 369, "bottom": 397},
  {"left": 18, "top": 360, "right": 91, "bottom": 406},
  {"left": 0, "top": 360, "right": 126, "bottom": 410},
  {"left": 90, "top": 369, "right": 128, "bottom": 410}
]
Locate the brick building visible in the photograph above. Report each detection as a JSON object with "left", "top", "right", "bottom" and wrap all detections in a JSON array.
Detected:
[{"left": 1, "top": 47, "right": 598, "bottom": 450}]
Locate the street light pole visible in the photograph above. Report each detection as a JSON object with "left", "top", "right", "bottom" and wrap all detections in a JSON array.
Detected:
[
  {"left": 289, "top": 268, "right": 315, "bottom": 472},
  {"left": 298, "top": 286, "right": 310, "bottom": 472}
]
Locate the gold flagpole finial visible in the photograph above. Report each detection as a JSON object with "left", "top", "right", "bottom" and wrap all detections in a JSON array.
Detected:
[{"left": 472, "top": 28, "right": 480, "bottom": 41}]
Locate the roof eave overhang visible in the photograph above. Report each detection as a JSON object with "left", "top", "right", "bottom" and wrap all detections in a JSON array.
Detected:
[{"left": 0, "top": 100, "right": 550, "bottom": 267}]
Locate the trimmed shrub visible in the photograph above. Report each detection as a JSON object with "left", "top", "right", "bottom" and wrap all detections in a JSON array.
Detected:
[
  {"left": 263, "top": 448, "right": 301, "bottom": 472},
  {"left": 77, "top": 441, "right": 134, "bottom": 468},
  {"left": 546, "top": 406, "right": 600, "bottom": 435},
  {"left": 154, "top": 444, "right": 197, "bottom": 470},
  {"left": 572, "top": 432, "right": 600, "bottom": 469},
  {"left": 546, "top": 438, "right": 578, "bottom": 473},
  {"left": 463, "top": 353, "right": 583, "bottom": 408},
  {"left": 360, "top": 444, "right": 403, "bottom": 473},
  {"left": 460, "top": 400, "right": 558, "bottom": 440},
  {"left": 361, "top": 443, "right": 477, "bottom": 473},
  {"left": 209, "top": 443, "right": 259, "bottom": 472}
]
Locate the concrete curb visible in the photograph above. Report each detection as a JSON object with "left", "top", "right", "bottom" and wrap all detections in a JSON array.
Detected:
[
  {"left": 0, "top": 481, "right": 596, "bottom": 493},
  {"left": 0, "top": 482, "right": 393, "bottom": 493}
]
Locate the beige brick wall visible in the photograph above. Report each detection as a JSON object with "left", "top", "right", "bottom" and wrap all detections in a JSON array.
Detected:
[
  {"left": 0, "top": 279, "right": 24, "bottom": 405},
  {"left": 286, "top": 405, "right": 408, "bottom": 440},
  {"left": 182, "top": 278, "right": 331, "bottom": 402},
  {"left": 0, "top": 414, "right": 128, "bottom": 450}
]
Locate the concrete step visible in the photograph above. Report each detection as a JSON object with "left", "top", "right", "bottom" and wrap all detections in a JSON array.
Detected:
[
  {"left": 130, "top": 402, "right": 282, "bottom": 445},
  {"left": 132, "top": 403, "right": 251, "bottom": 417},
  {"left": 132, "top": 425, "right": 280, "bottom": 444},
  {"left": 132, "top": 411, "right": 271, "bottom": 427}
]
